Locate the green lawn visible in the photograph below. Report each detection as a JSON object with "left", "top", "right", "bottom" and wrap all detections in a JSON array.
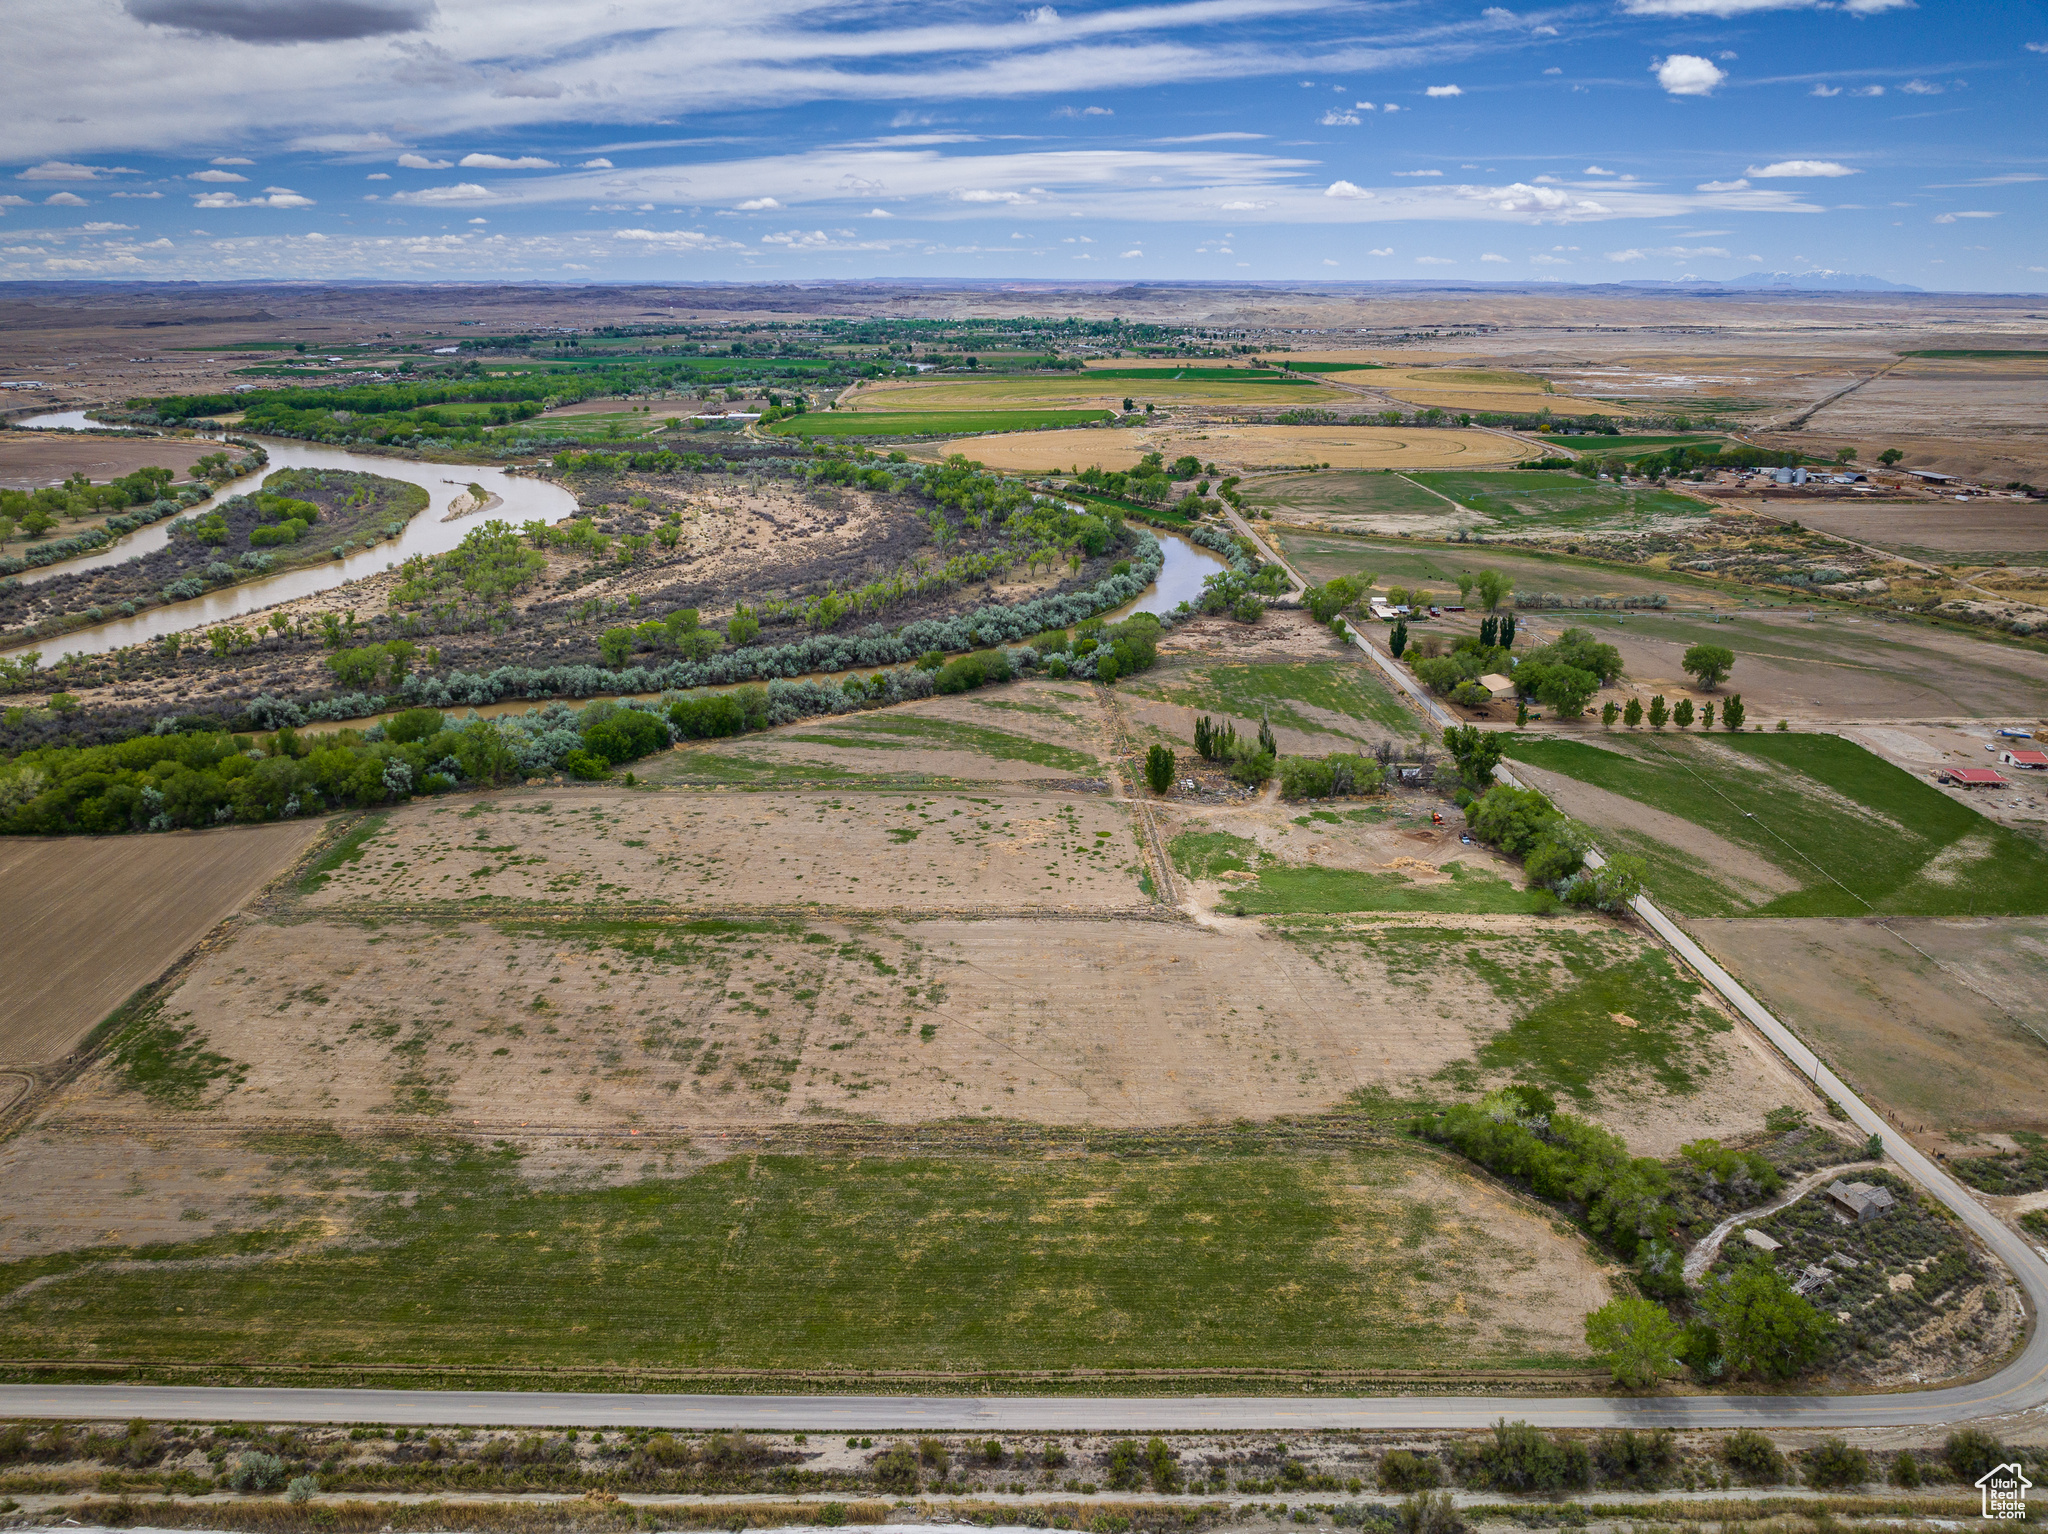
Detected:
[
  {"left": 1127, "top": 659, "right": 1415, "bottom": 738},
  {"left": 766, "top": 409, "right": 1112, "bottom": 437},
  {"left": 1505, "top": 733, "right": 2048, "bottom": 917},
  {"left": 1233, "top": 860, "right": 1550, "bottom": 917},
  {"left": 0, "top": 1138, "right": 1585, "bottom": 1372}
]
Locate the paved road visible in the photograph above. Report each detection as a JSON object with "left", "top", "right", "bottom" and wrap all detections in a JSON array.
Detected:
[{"left": 2, "top": 629, "right": 2041, "bottom": 1434}]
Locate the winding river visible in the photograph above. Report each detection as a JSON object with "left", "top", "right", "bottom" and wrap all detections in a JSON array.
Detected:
[{"left": 4, "top": 415, "right": 1227, "bottom": 664}]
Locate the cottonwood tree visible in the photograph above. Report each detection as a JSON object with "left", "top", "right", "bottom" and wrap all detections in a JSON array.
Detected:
[
  {"left": 1682, "top": 643, "right": 1735, "bottom": 690},
  {"left": 1584, "top": 1296, "right": 1683, "bottom": 1388}
]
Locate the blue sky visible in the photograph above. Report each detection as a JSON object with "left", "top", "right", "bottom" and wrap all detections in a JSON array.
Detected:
[{"left": 3, "top": 0, "right": 2042, "bottom": 290}]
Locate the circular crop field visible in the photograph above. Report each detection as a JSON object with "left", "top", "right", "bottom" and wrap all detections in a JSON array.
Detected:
[{"left": 922, "top": 423, "right": 1531, "bottom": 473}]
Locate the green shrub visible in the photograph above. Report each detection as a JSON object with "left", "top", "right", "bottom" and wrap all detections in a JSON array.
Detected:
[
  {"left": 935, "top": 648, "right": 1013, "bottom": 694},
  {"left": 285, "top": 1475, "right": 318, "bottom": 1504},
  {"left": 873, "top": 1443, "right": 919, "bottom": 1494},
  {"left": 1592, "top": 1429, "right": 1675, "bottom": 1489},
  {"left": 1464, "top": 782, "right": 1561, "bottom": 856},
  {"left": 1721, "top": 1429, "right": 1786, "bottom": 1485},
  {"left": 1279, "top": 753, "right": 1384, "bottom": 801},
  {"left": 581, "top": 705, "right": 669, "bottom": 765},
  {"left": 561, "top": 749, "right": 609, "bottom": 780},
  {"left": 1106, "top": 1440, "right": 1144, "bottom": 1491},
  {"left": 384, "top": 707, "right": 445, "bottom": 745},
  {"left": 1804, "top": 1438, "right": 1870, "bottom": 1489},
  {"left": 669, "top": 692, "right": 750, "bottom": 739},
  {"left": 1457, "top": 1419, "right": 1590, "bottom": 1492},
  {"left": 227, "top": 1452, "right": 287, "bottom": 1492},
  {"left": 1377, "top": 1451, "right": 1442, "bottom": 1492},
  {"left": 1946, "top": 1428, "right": 2009, "bottom": 1482},
  {"left": 1890, "top": 1451, "right": 1921, "bottom": 1488}
]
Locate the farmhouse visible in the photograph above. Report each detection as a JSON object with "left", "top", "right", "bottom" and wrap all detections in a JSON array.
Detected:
[
  {"left": 1940, "top": 767, "right": 2009, "bottom": 789},
  {"left": 2000, "top": 749, "right": 2048, "bottom": 770},
  {"left": 1824, "top": 1180, "right": 1897, "bottom": 1223}
]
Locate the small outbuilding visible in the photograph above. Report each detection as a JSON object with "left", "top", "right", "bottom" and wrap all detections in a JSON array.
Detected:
[
  {"left": 1742, "top": 1228, "right": 1782, "bottom": 1254},
  {"left": 2000, "top": 750, "right": 2048, "bottom": 770},
  {"left": 1824, "top": 1180, "right": 1897, "bottom": 1223},
  {"left": 1941, "top": 767, "right": 2010, "bottom": 789},
  {"left": 1792, "top": 1263, "right": 1837, "bottom": 1297},
  {"left": 1476, "top": 672, "right": 1516, "bottom": 699}
]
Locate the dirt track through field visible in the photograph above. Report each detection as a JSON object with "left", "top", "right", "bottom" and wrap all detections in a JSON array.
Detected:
[{"left": 0, "top": 821, "right": 322, "bottom": 1067}]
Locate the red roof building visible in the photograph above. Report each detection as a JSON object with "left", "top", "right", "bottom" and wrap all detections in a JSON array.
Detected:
[
  {"left": 1943, "top": 767, "right": 2009, "bottom": 788},
  {"left": 2001, "top": 750, "right": 2048, "bottom": 770}
]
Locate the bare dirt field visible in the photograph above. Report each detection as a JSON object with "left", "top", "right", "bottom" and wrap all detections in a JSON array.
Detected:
[
  {"left": 0, "top": 430, "right": 216, "bottom": 490},
  {"left": 0, "top": 820, "right": 322, "bottom": 1067},
  {"left": 928, "top": 424, "right": 1527, "bottom": 474},
  {"left": 1689, "top": 916, "right": 2048, "bottom": 1146},
  {"left": 1766, "top": 502, "right": 2048, "bottom": 562},
  {"left": 302, "top": 787, "right": 1150, "bottom": 913}
]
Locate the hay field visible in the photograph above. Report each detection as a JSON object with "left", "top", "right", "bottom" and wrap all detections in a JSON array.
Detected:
[
  {"left": 927, "top": 423, "right": 1526, "bottom": 474},
  {"left": 1253, "top": 469, "right": 1714, "bottom": 537},
  {"left": 1367, "top": 367, "right": 1651, "bottom": 418},
  {"left": 845, "top": 372, "right": 1344, "bottom": 414},
  {"left": 1767, "top": 502, "right": 2048, "bottom": 562},
  {"left": 1503, "top": 733, "right": 2048, "bottom": 919},
  {"left": 0, "top": 821, "right": 322, "bottom": 1067}
]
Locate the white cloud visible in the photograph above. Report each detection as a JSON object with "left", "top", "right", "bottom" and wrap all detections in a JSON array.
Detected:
[
  {"left": 468, "top": 216, "right": 487, "bottom": 224},
  {"left": 189, "top": 169, "right": 247, "bottom": 182},
  {"left": 1697, "top": 178, "right": 1750, "bottom": 191},
  {"left": 1653, "top": 55, "right": 1726, "bottom": 96},
  {"left": 43, "top": 192, "right": 89, "bottom": 205},
  {"left": 1901, "top": 79, "right": 1942, "bottom": 94},
  {"left": 1324, "top": 180, "right": 1372, "bottom": 199},
  {"left": 20, "top": 161, "right": 132, "bottom": 181},
  {"left": 1353, "top": 101, "right": 1376, "bottom": 110},
  {"left": 1120, "top": 247, "right": 1142, "bottom": 257},
  {"left": 1322, "top": 257, "right": 1338, "bottom": 265},
  {"left": 1747, "top": 160, "right": 1856, "bottom": 177},
  {"left": 736, "top": 196, "right": 783, "bottom": 210},
  {"left": 1852, "top": 85, "right": 1885, "bottom": 96},
  {"left": 1368, "top": 246, "right": 1393, "bottom": 255},
  {"left": 109, "top": 189, "right": 162, "bottom": 198},
  {"left": 210, "top": 156, "right": 253, "bottom": 166},
  {"left": 1810, "top": 84, "right": 1840, "bottom": 97},
  {"left": 578, "top": 158, "right": 614, "bottom": 169},
  {"left": 1393, "top": 169, "right": 1442, "bottom": 177},
  {"left": 2027, "top": 41, "right": 2048, "bottom": 53},
  {"left": 1319, "top": 110, "right": 1361, "bottom": 126},
  {"left": 81, "top": 221, "right": 134, "bottom": 231},
  {"left": 1053, "top": 104, "right": 1113, "bottom": 117},
  {"left": 367, "top": 172, "right": 390, "bottom": 180},
  {"left": 191, "top": 189, "right": 314, "bottom": 208},
  {"left": 1218, "top": 199, "right": 1270, "bottom": 210},
  {"left": 1480, "top": 252, "right": 1507, "bottom": 261},
  {"left": 390, "top": 182, "right": 492, "bottom": 203},
  {"left": 612, "top": 228, "right": 745, "bottom": 252},
  {"left": 867, "top": 207, "right": 893, "bottom": 217},
  {"left": 1383, "top": 103, "right": 1401, "bottom": 113},
  {"left": 1933, "top": 210, "right": 2000, "bottom": 222},
  {"left": 1584, "top": 165, "right": 1615, "bottom": 176},
  {"left": 1425, "top": 84, "right": 1463, "bottom": 97},
  {"left": 460, "top": 153, "right": 557, "bottom": 169},
  {"left": 959, "top": 188, "right": 1030, "bottom": 204},
  {"left": 1415, "top": 255, "right": 1454, "bottom": 264},
  {"left": 1608, "top": 248, "right": 1645, "bottom": 262},
  {"left": 1530, "top": 252, "right": 1570, "bottom": 264},
  {"left": 396, "top": 153, "right": 453, "bottom": 169},
  {"left": 1026, "top": 5, "right": 1058, "bottom": 21}
]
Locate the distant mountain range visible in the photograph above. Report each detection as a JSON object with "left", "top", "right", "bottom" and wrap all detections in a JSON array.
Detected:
[{"left": 1618, "top": 271, "right": 1922, "bottom": 292}]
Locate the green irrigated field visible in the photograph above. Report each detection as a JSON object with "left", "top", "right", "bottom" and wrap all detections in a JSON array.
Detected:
[
  {"left": 767, "top": 408, "right": 1112, "bottom": 437},
  {"left": 0, "top": 1136, "right": 1592, "bottom": 1374},
  {"left": 1243, "top": 471, "right": 1454, "bottom": 522},
  {"left": 1124, "top": 658, "right": 1417, "bottom": 739},
  {"left": 1172, "top": 829, "right": 1547, "bottom": 916},
  {"left": 1505, "top": 733, "right": 2048, "bottom": 918},
  {"left": 1276, "top": 533, "right": 1721, "bottom": 609},
  {"left": 1407, "top": 472, "right": 1709, "bottom": 531},
  {"left": 1076, "top": 367, "right": 1295, "bottom": 382}
]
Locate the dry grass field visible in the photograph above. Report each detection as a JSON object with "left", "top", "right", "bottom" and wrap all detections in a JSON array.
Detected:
[
  {"left": 926, "top": 423, "right": 1526, "bottom": 474},
  {"left": 1765, "top": 502, "right": 2048, "bottom": 562},
  {"left": 0, "top": 821, "right": 322, "bottom": 1068}
]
